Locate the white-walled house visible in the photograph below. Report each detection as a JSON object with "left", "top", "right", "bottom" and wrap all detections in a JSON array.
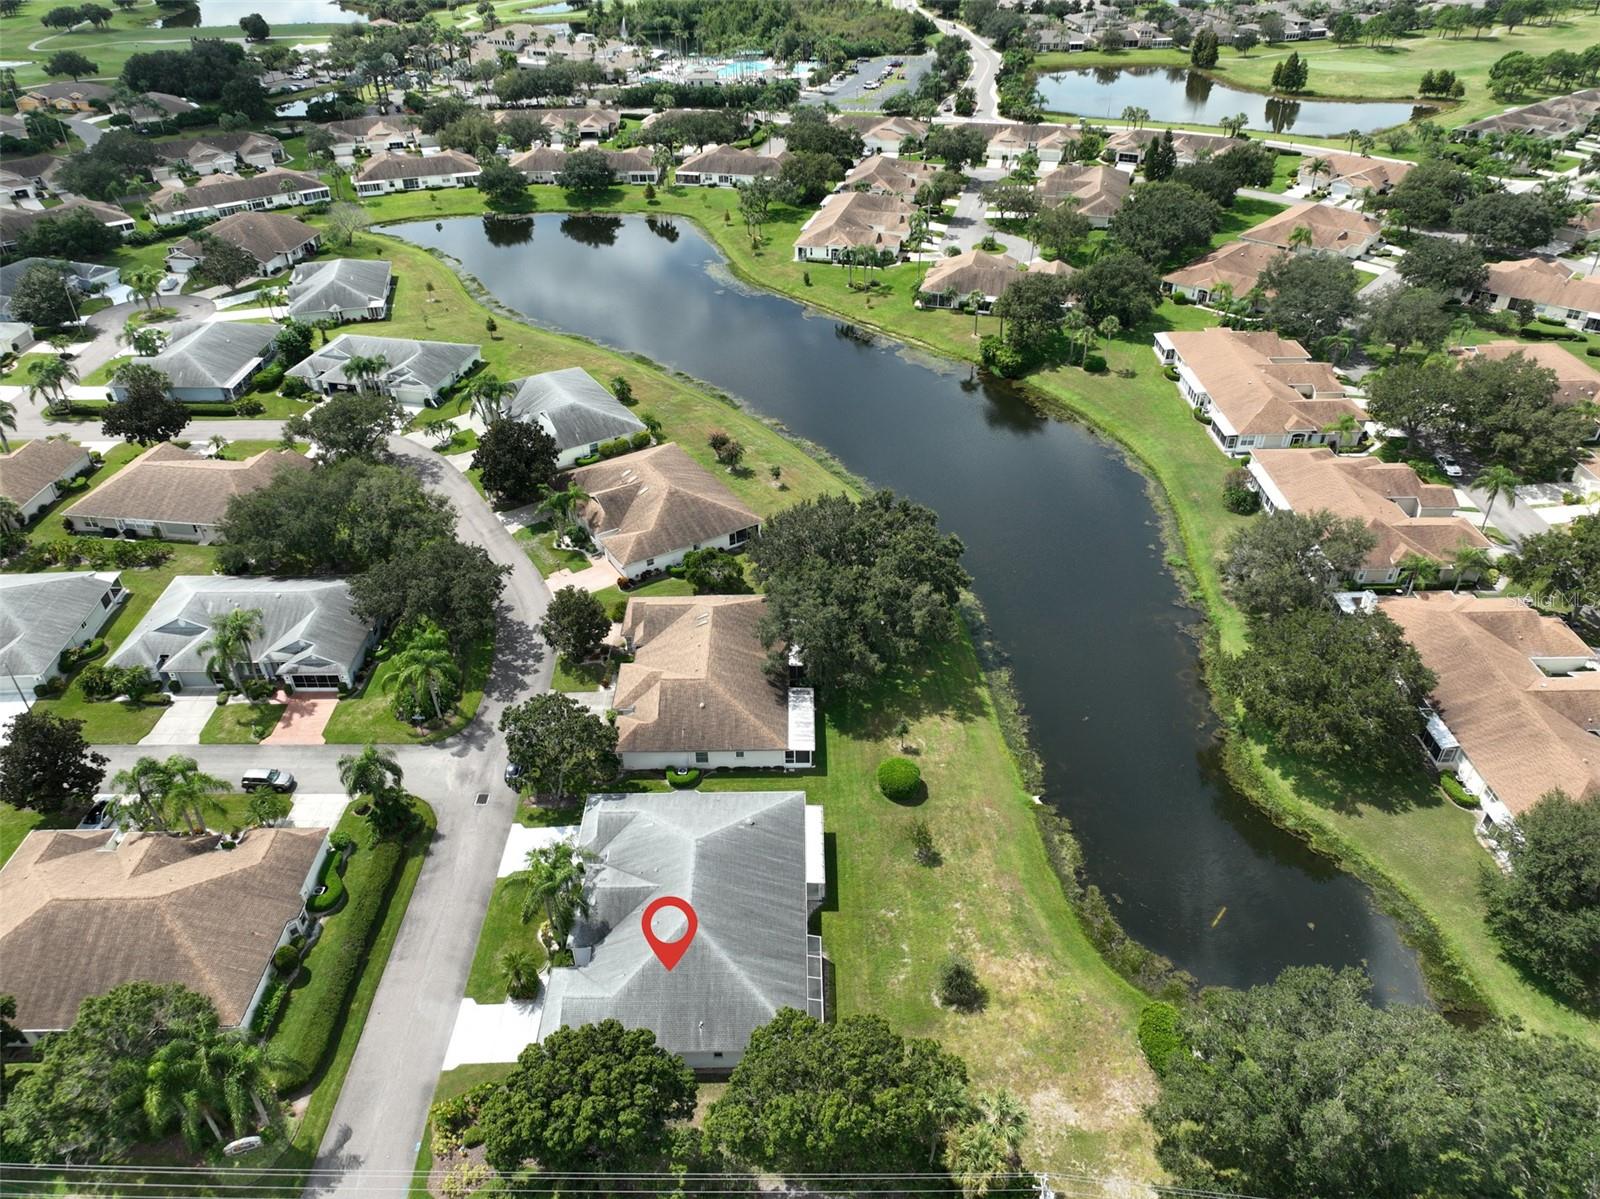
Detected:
[
  {"left": 353, "top": 150, "right": 481, "bottom": 196},
  {"left": 1469, "top": 258, "right": 1600, "bottom": 333},
  {"left": 286, "top": 334, "right": 482, "bottom": 410},
  {"left": 163, "top": 211, "right": 320, "bottom": 278},
  {"left": 0, "top": 572, "right": 125, "bottom": 701},
  {"left": 0, "top": 437, "right": 91, "bottom": 523},
  {"left": 504, "top": 367, "right": 646, "bottom": 468},
  {"left": 615, "top": 595, "right": 815, "bottom": 772},
  {"left": 113, "top": 322, "right": 276, "bottom": 405},
  {"left": 568, "top": 443, "right": 760, "bottom": 580},
  {"left": 674, "top": 145, "right": 787, "bottom": 187},
  {"left": 146, "top": 170, "right": 331, "bottom": 226}
]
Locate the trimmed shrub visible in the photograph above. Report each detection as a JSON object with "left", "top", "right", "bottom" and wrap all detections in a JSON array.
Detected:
[
  {"left": 1082, "top": 352, "right": 1107, "bottom": 373},
  {"left": 1440, "top": 773, "right": 1478, "bottom": 807},
  {"left": 598, "top": 437, "right": 629, "bottom": 458},
  {"left": 876, "top": 756, "right": 922, "bottom": 802},
  {"left": 1137, "top": 1001, "right": 1185, "bottom": 1076},
  {"left": 1222, "top": 468, "right": 1260, "bottom": 515},
  {"left": 232, "top": 395, "right": 265, "bottom": 416},
  {"left": 252, "top": 364, "right": 284, "bottom": 393},
  {"left": 307, "top": 851, "right": 347, "bottom": 914},
  {"left": 1192, "top": 407, "right": 1212, "bottom": 424},
  {"left": 607, "top": 597, "right": 629, "bottom": 623},
  {"left": 430, "top": 1081, "right": 499, "bottom": 1158},
  {"left": 666, "top": 767, "right": 701, "bottom": 788},
  {"left": 937, "top": 956, "right": 987, "bottom": 1012},
  {"left": 574, "top": 452, "right": 601, "bottom": 467},
  {"left": 1586, "top": 346, "right": 1600, "bottom": 358},
  {"left": 1172, "top": 290, "right": 1190, "bottom": 305},
  {"left": 979, "top": 334, "right": 1026, "bottom": 378},
  {"left": 282, "top": 376, "right": 312, "bottom": 398},
  {"left": 272, "top": 944, "right": 301, "bottom": 976},
  {"left": 1163, "top": 365, "right": 1180, "bottom": 381},
  {"left": 629, "top": 429, "right": 652, "bottom": 449}
]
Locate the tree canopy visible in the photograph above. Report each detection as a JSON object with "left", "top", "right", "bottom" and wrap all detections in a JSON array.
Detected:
[
  {"left": 103, "top": 364, "right": 189, "bottom": 445},
  {"left": 469, "top": 418, "right": 559, "bottom": 504},
  {"left": 0, "top": 710, "right": 107, "bottom": 813},
  {"left": 351, "top": 538, "right": 507, "bottom": 653},
  {"left": 538, "top": 585, "right": 611, "bottom": 665},
  {"left": 1500, "top": 514, "right": 1600, "bottom": 609},
  {"left": 1259, "top": 250, "right": 1362, "bottom": 344},
  {"left": 284, "top": 391, "right": 405, "bottom": 463},
  {"left": 1221, "top": 509, "right": 1377, "bottom": 622},
  {"left": 1109, "top": 180, "right": 1221, "bottom": 265},
  {"left": 1068, "top": 250, "right": 1161, "bottom": 328},
  {"left": 1394, "top": 234, "right": 1487, "bottom": 294},
  {"left": 747, "top": 491, "right": 969, "bottom": 693},
  {"left": 499, "top": 692, "right": 620, "bottom": 804}
]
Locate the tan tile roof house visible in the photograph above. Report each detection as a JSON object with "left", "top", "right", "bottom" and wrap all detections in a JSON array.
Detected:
[
  {"left": 918, "top": 249, "right": 1023, "bottom": 307},
  {"left": 63, "top": 442, "right": 311, "bottom": 543},
  {"left": 615, "top": 595, "right": 815, "bottom": 769},
  {"left": 793, "top": 191, "right": 914, "bottom": 261},
  {"left": 0, "top": 827, "right": 327, "bottom": 1034},
  {"left": 1241, "top": 201, "right": 1382, "bottom": 257},
  {"left": 1154, "top": 329, "right": 1365, "bottom": 457},
  {"left": 1104, "top": 126, "right": 1240, "bottom": 166},
  {"left": 1380, "top": 593, "right": 1600, "bottom": 826},
  {"left": 568, "top": 443, "right": 761, "bottom": 580},
  {"left": 0, "top": 198, "right": 134, "bottom": 252},
  {"left": 840, "top": 154, "right": 940, "bottom": 198},
  {"left": 321, "top": 114, "right": 423, "bottom": 153},
  {"left": 1164, "top": 240, "right": 1284, "bottom": 306},
  {"left": 1248, "top": 448, "right": 1488, "bottom": 584},
  {"left": 675, "top": 145, "right": 787, "bottom": 187},
  {"left": 166, "top": 210, "right": 321, "bottom": 275},
  {"left": 1035, "top": 163, "right": 1131, "bottom": 226},
  {"left": 1473, "top": 258, "right": 1600, "bottom": 331},
  {"left": 0, "top": 437, "right": 90, "bottom": 521},
  {"left": 1298, "top": 152, "right": 1412, "bottom": 196},
  {"left": 16, "top": 81, "right": 112, "bottom": 112},
  {"left": 1456, "top": 341, "right": 1600, "bottom": 408},
  {"left": 154, "top": 131, "right": 285, "bottom": 175}
]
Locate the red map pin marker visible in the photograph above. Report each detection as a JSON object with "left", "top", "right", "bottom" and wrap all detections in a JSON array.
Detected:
[{"left": 641, "top": 895, "right": 698, "bottom": 971}]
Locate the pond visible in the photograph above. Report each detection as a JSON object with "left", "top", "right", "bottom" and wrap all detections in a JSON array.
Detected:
[
  {"left": 156, "top": 0, "right": 364, "bottom": 27},
  {"left": 1038, "top": 66, "right": 1433, "bottom": 136},
  {"left": 390, "top": 213, "right": 1429, "bottom": 1004}
]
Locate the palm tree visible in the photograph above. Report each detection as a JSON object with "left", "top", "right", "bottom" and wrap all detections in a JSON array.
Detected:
[
  {"left": 201, "top": 607, "right": 264, "bottom": 690},
  {"left": 159, "top": 756, "right": 229, "bottom": 833},
  {"left": 259, "top": 286, "right": 288, "bottom": 319},
  {"left": 540, "top": 480, "right": 591, "bottom": 541},
  {"left": 1097, "top": 314, "right": 1121, "bottom": 345},
  {"left": 1287, "top": 224, "right": 1315, "bottom": 252},
  {"left": 1451, "top": 544, "right": 1493, "bottom": 591},
  {"left": 965, "top": 289, "right": 986, "bottom": 335},
  {"left": 469, "top": 372, "right": 512, "bottom": 426},
  {"left": 25, "top": 354, "right": 79, "bottom": 416},
  {"left": 0, "top": 395, "right": 15, "bottom": 451},
  {"left": 144, "top": 1035, "right": 224, "bottom": 1148},
  {"left": 124, "top": 267, "right": 163, "bottom": 311},
  {"left": 344, "top": 354, "right": 389, "bottom": 394},
  {"left": 977, "top": 1089, "right": 1028, "bottom": 1158},
  {"left": 382, "top": 630, "right": 460, "bottom": 721},
  {"left": 1323, "top": 410, "right": 1360, "bottom": 447},
  {"left": 944, "top": 1121, "right": 1010, "bottom": 1196},
  {"left": 515, "top": 842, "right": 595, "bottom": 950},
  {"left": 339, "top": 744, "right": 404, "bottom": 801},
  {"left": 1305, "top": 156, "right": 1331, "bottom": 189},
  {"left": 1397, "top": 551, "right": 1441, "bottom": 594},
  {"left": 0, "top": 496, "right": 20, "bottom": 536},
  {"left": 1472, "top": 464, "right": 1520, "bottom": 533},
  {"left": 111, "top": 756, "right": 175, "bottom": 832},
  {"left": 499, "top": 947, "right": 542, "bottom": 1000}
]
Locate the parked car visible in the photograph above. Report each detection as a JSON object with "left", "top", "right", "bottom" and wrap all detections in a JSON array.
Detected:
[
  {"left": 1436, "top": 452, "right": 1463, "bottom": 478},
  {"left": 241, "top": 768, "right": 297, "bottom": 793}
]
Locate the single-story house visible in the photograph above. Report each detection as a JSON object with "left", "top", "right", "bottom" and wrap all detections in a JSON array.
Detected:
[
  {"left": 1104, "top": 127, "right": 1240, "bottom": 169},
  {"left": 569, "top": 443, "right": 761, "bottom": 580},
  {"left": 1035, "top": 163, "right": 1131, "bottom": 227},
  {"left": 108, "top": 576, "right": 378, "bottom": 692},
  {"left": 985, "top": 124, "right": 1073, "bottom": 171},
  {"left": 0, "top": 322, "right": 31, "bottom": 354},
  {"left": 15, "top": 82, "right": 112, "bottom": 113},
  {"left": 286, "top": 258, "right": 393, "bottom": 323},
  {"left": 147, "top": 169, "right": 331, "bottom": 226},
  {"left": 537, "top": 790, "right": 824, "bottom": 1071},
  {"left": 320, "top": 114, "right": 424, "bottom": 157},
  {"left": 1380, "top": 593, "right": 1600, "bottom": 829},
  {"left": 113, "top": 321, "right": 276, "bottom": 405},
  {"left": 0, "top": 154, "right": 62, "bottom": 199},
  {"left": 675, "top": 145, "right": 787, "bottom": 188},
  {"left": 793, "top": 191, "right": 914, "bottom": 262},
  {"left": 164, "top": 211, "right": 321, "bottom": 277},
  {"left": 0, "top": 198, "right": 135, "bottom": 252},
  {"left": 120, "top": 91, "right": 198, "bottom": 125},
  {"left": 534, "top": 107, "right": 621, "bottom": 144},
  {"left": 353, "top": 150, "right": 481, "bottom": 196},
  {"left": 1163, "top": 240, "right": 1283, "bottom": 307},
  {"left": 286, "top": 334, "right": 481, "bottom": 410},
  {"left": 154, "top": 132, "right": 286, "bottom": 178},
  {"left": 513, "top": 146, "right": 656, "bottom": 184},
  {"left": 917, "top": 249, "right": 1023, "bottom": 309},
  {"left": 1298, "top": 152, "right": 1413, "bottom": 198},
  {"left": 602, "top": 147, "right": 659, "bottom": 184},
  {"left": 509, "top": 146, "right": 571, "bottom": 183},
  {"left": 0, "top": 571, "right": 125, "bottom": 701},
  {"left": 832, "top": 113, "right": 929, "bottom": 156},
  {"left": 839, "top": 154, "right": 940, "bottom": 200},
  {"left": 616, "top": 594, "right": 815, "bottom": 771},
  {"left": 0, "top": 436, "right": 91, "bottom": 522},
  {"left": 62, "top": 443, "right": 311, "bottom": 544},
  {"left": 1240, "top": 201, "right": 1383, "bottom": 258},
  {"left": 1459, "top": 87, "right": 1600, "bottom": 142},
  {"left": 504, "top": 366, "right": 646, "bottom": 468},
  {"left": 0, "top": 258, "right": 118, "bottom": 321},
  {"left": 1456, "top": 341, "right": 1600, "bottom": 426},
  {"left": 1153, "top": 329, "right": 1365, "bottom": 457},
  {"left": 0, "top": 825, "right": 328, "bottom": 1039},
  {"left": 1248, "top": 448, "right": 1488, "bottom": 585},
  {"left": 1469, "top": 257, "right": 1600, "bottom": 333}
]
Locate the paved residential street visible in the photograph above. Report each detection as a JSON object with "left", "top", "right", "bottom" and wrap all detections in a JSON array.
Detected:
[{"left": 905, "top": 0, "right": 1002, "bottom": 120}]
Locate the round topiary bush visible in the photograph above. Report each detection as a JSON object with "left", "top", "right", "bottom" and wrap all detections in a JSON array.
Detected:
[
  {"left": 272, "top": 944, "right": 301, "bottom": 976},
  {"left": 937, "top": 955, "right": 987, "bottom": 1013},
  {"left": 876, "top": 757, "right": 922, "bottom": 802},
  {"left": 666, "top": 767, "right": 701, "bottom": 788},
  {"left": 1138, "top": 1000, "right": 1185, "bottom": 1076},
  {"left": 1082, "top": 352, "right": 1107, "bottom": 373}
]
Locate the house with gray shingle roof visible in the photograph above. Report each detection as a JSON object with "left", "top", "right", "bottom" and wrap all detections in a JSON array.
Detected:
[
  {"left": 153, "top": 131, "right": 285, "bottom": 177},
  {"left": 0, "top": 437, "right": 91, "bottom": 522},
  {"left": 538, "top": 790, "right": 825, "bottom": 1070},
  {"left": 0, "top": 258, "right": 119, "bottom": 321},
  {"left": 286, "top": 333, "right": 481, "bottom": 409},
  {"left": 353, "top": 150, "right": 480, "bottom": 196},
  {"left": 286, "top": 258, "right": 393, "bottom": 323},
  {"left": 505, "top": 367, "right": 646, "bottom": 467},
  {"left": 62, "top": 442, "right": 311, "bottom": 543},
  {"left": 147, "top": 169, "right": 331, "bottom": 226},
  {"left": 113, "top": 321, "right": 277, "bottom": 404},
  {"left": 0, "top": 572, "right": 126, "bottom": 700},
  {"left": 108, "top": 576, "right": 378, "bottom": 692}
]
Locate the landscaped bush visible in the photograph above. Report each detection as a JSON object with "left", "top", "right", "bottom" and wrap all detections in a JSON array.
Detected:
[
  {"left": 937, "top": 955, "right": 987, "bottom": 1012},
  {"left": 574, "top": 452, "right": 601, "bottom": 467},
  {"left": 876, "top": 756, "right": 922, "bottom": 802},
  {"left": 909, "top": 817, "right": 939, "bottom": 866},
  {"left": 1163, "top": 365, "right": 1180, "bottom": 381},
  {"left": 15, "top": 536, "right": 171, "bottom": 572},
  {"left": 666, "top": 767, "right": 701, "bottom": 788},
  {"left": 253, "top": 364, "right": 284, "bottom": 393},
  {"left": 599, "top": 437, "right": 630, "bottom": 458},
  {"left": 271, "top": 836, "right": 403, "bottom": 1089},
  {"left": 979, "top": 334, "right": 1026, "bottom": 378},
  {"left": 629, "top": 429, "right": 652, "bottom": 449},
  {"left": 430, "top": 1081, "right": 499, "bottom": 1158},
  {"left": 282, "top": 375, "right": 312, "bottom": 398},
  {"left": 1440, "top": 773, "right": 1478, "bottom": 808},
  {"left": 58, "top": 638, "right": 106, "bottom": 673},
  {"left": 1222, "top": 468, "right": 1261, "bottom": 515},
  {"left": 1172, "top": 291, "right": 1190, "bottom": 305},
  {"left": 1082, "top": 352, "right": 1107, "bottom": 373},
  {"left": 1137, "top": 1000, "right": 1185, "bottom": 1075},
  {"left": 1586, "top": 346, "right": 1600, "bottom": 358},
  {"left": 232, "top": 395, "right": 265, "bottom": 416},
  {"left": 1514, "top": 325, "right": 1580, "bottom": 341},
  {"left": 1192, "top": 407, "right": 1212, "bottom": 425},
  {"left": 272, "top": 944, "right": 301, "bottom": 976}
]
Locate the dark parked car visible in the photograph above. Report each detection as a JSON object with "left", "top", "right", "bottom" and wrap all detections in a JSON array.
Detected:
[{"left": 241, "top": 768, "right": 297, "bottom": 793}]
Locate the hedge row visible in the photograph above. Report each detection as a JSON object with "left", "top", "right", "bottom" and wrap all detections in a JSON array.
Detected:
[
  {"left": 307, "top": 847, "right": 350, "bottom": 915},
  {"left": 271, "top": 837, "right": 403, "bottom": 1091}
]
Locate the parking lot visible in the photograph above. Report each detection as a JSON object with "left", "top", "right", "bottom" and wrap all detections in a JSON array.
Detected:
[{"left": 804, "top": 53, "right": 932, "bottom": 109}]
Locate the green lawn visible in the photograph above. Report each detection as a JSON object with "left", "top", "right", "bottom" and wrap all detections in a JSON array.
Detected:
[
  {"left": 0, "top": 803, "right": 73, "bottom": 867},
  {"left": 463, "top": 877, "right": 548, "bottom": 1004},
  {"left": 590, "top": 574, "right": 695, "bottom": 617},
  {"left": 551, "top": 656, "right": 612, "bottom": 693},
  {"left": 200, "top": 700, "right": 286, "bottom": 744},
  {"left": 26, "top": 440, "right": 143, "bottom": 541},
  {"left": 514, "top": 520, "right": 591, "bottom": 577},
  {"left": 321, "top": 632, "right": 493, "bottom": 745}
]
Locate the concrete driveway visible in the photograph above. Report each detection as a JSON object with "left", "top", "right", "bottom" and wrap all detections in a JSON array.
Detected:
[
  {"left": 138, "top": 697, "right": 216, "bottom": 746},
  {"left": 545, "top": 559, "right": 622, "bottom": 593}
]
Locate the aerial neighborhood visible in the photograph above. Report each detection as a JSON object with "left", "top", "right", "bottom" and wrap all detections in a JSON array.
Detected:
[{"left": 0, "top": 0, "right": 1597, "bottom": 1196}]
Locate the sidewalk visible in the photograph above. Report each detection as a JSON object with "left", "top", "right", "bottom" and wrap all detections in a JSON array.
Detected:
[{"left": 138, "top": 697, "right": 215, "bottom": 746}]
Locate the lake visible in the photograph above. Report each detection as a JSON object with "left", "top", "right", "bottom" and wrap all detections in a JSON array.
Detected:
[
  {"left": 391, "top": 213, "right": 1429, "bottom": 1003},
  {"left": 1039, "top": 66, "right": 1432, "bottom": 136},
  {"left": 156, "top": 0, "right": 364, "bottom": 27}
]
